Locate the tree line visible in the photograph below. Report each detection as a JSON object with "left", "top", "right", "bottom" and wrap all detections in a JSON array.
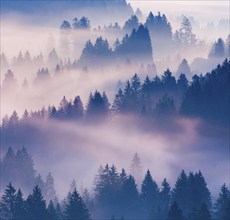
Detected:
[
  {"left": 0, "top": 147, "right": 230, "bottom": 220},
  {"left": 2, "top": 59, "right": 229, "bottom": 129}
]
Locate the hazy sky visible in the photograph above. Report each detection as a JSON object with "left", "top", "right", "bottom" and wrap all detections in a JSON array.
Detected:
[{"left": 128, "top": 0, "right": 229, "bottom": 22}]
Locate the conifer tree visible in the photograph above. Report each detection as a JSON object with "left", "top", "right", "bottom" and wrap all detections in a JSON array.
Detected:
[
  {"left": 47, "top": 200, "right": 58, "bottom": 220},
  {"left": 167, "top": 202, "right": 184, "bottom": 220},
  {"left": 26, "top": 186, "right": 47, "bottom": 220},
  {"left": 44, "top": 172, "right": 57, "bottom": 203},
  {"left": 14, "top": 189, "right": 26, "bottom": 220},
  {"left": 130, "top": 153, "right": 143, "bottom": 189},
  {"left": 214, "top": 184, "right": 230, "bottom": 220},
  {"left": 64, "top": 188, "right": 91, "bottom": 220},
  {"left": 140, "top": 170, "right": 159, "bottom": 218},
  {"left": 0, "top": 183, "right": 16, "bottom": 220}
]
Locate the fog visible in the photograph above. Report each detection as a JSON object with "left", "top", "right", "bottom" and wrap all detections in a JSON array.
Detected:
[
  {"left": 1, "top": 116, "right": 229, "bottom": 200},
  {"left": 1, "top": 0, "right": 229, "bottom": 207}
]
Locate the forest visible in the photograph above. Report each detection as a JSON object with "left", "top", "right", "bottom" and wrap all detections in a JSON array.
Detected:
[
  {"left": 1, "top": 0, "right": 230, "bottom": 220},
  {"left": 1, "top": 59, "right": 229, "bottom": 130},
  {"left": 1, "top": 147, "right": 230, "bottom": 220}
]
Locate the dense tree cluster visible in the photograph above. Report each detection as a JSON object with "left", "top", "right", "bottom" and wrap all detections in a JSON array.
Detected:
[
  {"left": 123, "top": 15, "right": 139, "bottom": 33},
  {"left": 1, "top": 148, "right": 229, "bottom": 220},
  {"left": 209, "top": 37, "right": 230, "bottom": 58},
  {"left": 79, "top": 24, "right": 153, "bottom": 66},
  {"left": 180, "top": 59, "right": 230, "bottom": 125},
  {"left": 79, "top": 37, "right": 112, "bottom": 65},
  {"left": 61, "top": 17, "right": 91, "bottom": 30},
  {"left": 1, "top": 59, "right": 229, "bottom": 129},
  {"left": 114, "top": 24, "right": 153, "bottom": 64},
  {"left": 0, "top": 147, "right": 58, "bottom": 204},
  {"left": 0, "top": 184, "right": 90, "bottom": 220},
  {"left": 144, "top": 12, "right": 172, "bottom": 49}
]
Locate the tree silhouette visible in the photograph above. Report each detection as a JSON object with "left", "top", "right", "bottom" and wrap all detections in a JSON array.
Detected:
[
  {"left": 130, "top": 153, "right": 143, "bottom": 189},
  {"left": 177, "top": 59, "right": 191, "bottom": 76},
  {"left": 214, "top": 184, "right": 230, "bottom": 220},
  {"left": 159, "top": 179, "right": 171, "bottom": 219},
  {"left": 209, "top": 38, "right": 225, "bottom": 58},
  {"left": 0, "top": 183, "right": 16, "bottom": 220},
  {"left": 140, "top": 170, "right": 159, "bottom": 218},
  {"left": 44, "top": 172, "right": 57, "bottom": 203},
  {"left": 14, "top": 189, "right": 26, "bottom": 220},
  {"left": 64, "top": 189, "right": 91, "bottom": 220},
  {"left": 171, "top": 170, "right": 189, "bottom": 215},
  {"left": 86, "top": 91, "right": 110, "bottom": 120},
  {"left": 26, "top": 186, "right": 47, "bottom": 220},
  {"left": 167, "top": 202, "right": 184, "bottom": 220},
  {"left": 47, "top": 200, "right": 59, "bottom": 220},
  {"left": 179, "top": 16, "right": 196, "bottom": 46},
  {"left": 123, "top": 15, "right": 139, "bottom": 33}
]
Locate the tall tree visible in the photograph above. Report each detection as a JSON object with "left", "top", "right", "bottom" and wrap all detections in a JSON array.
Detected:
[
  {"left": 14, "top": 189, "right": 26, "bottom": 220},
  {"left": 16, "top": 147, "right": 36, "bottom": 189},
  {"left": 86, "top": 91, "right": 109, "bottom": 120},
  {"left": 167, "top": 202, "right": 184, "bottom": 220},
  {"left": 177, "top": 59, "right": 191, "bottom": 76},
  {"left": 214, "top": 184, "right": 230, "bottom": 220},
  {"left": 44, "top": 172, "right": 57, "bottom": 203},
  {"left": 112, "top": 89, "right": 124, "bottom": 114},
  {"left": 2, "top": 69, "right": 18, "bottom": 91},
  {"left": 47, "top": 200, "right": 58, "bottom": 220},
  {"left": 171, "top": 170, "right": 189, "bottom": 215},
  {"left": 159, "top": 179, "right": 171, "bottom": 219},
  {"left": 72, "top": 96, "right": 84, "bottom": 120},
  {"left": 197, "top": 203, "right": 212, "bottom": 220},
  {"left": 140, "top": 170, "right": 159, "bottom": 218},
  {"left": 64, "top": 189, "right": 91, "bottom": 220},
  {"left": 209, "top": 38, "right": 225, "bottom": 58},
  {"left": 179, "top": 16, "right": 196, "bottom": 46},
  {"left": 26, "top": 186, "right": 47, "bottom": 220},
  {"left": 130, "top": 153, "right": 143, "bottom": 189},
  {"left": 0, "top": 183, "right": 16, "bottom": 220}
]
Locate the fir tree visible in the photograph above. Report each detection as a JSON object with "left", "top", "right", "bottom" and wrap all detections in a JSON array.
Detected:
[
  {"left": 0, "top": 183, "right": 16, "bottom": 220},
  {"left": 214, "top": 184, "right": 230, "bottom": 220},
  {"left": 14, "top": 189, "right": 26, "bottom": 220},
  {"left": 26, "top": 186, "right": 47, "bottom": 220},
  {"left": 64, "top": 189, "right": 91, "bottom": 220},
  {"left": 140, "top": 170, "right": 159, "bottom": 218},
  {"left": 167, "top": 202, "right": 184, "bottom": 220}
]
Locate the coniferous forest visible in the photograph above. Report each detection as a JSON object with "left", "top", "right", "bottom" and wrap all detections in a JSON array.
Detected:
[
  {"left": 1, "top": 147, "right": 230, "bottom": 220},
  {"left": 1, "top": 0, "right": 230, "bottom": 220}
]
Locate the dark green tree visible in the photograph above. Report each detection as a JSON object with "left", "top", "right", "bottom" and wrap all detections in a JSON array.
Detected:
[
  {"left": 0, "top": 183, "right": 16, "bottom": 220},
  {"left": 158, "top": 178, "right": 171, "bottom": 219},
  {"left": 47, "top": 200, "right": 58, "bottom": 220},
  {"left": 14, "top": 189, "right": 26, "bottom": 220},
  {"left": 197, "top": 203, "right": 212, "bottom": 220},
  {"left": 64, "top": 189, "right": 91, "bottom": 220},
  {"left": 171, "top": 170, "right": 189, "bottom": 215},
  {"left": 214, "top": 184, "right": 230, "bottom": 220},
  {"left": 112, "top": 89, "right": 124, "bottom": 114},
  {"left": 86, "top": 91, "right": 109, "bottom": 120},
  {"left": 26, "top": 186, "right": 47, "bottom": 220},
  {"left": 140, "top": 170, "right": 159, "bottom": 218},
  {"left": 167, "top": 202, "right": 184, "bottom": 220}
]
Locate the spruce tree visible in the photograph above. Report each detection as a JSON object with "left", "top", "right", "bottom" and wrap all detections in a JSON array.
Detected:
[
  {"left": 140, "top": 170, "right": 159, "bottom": 218},
  {"left": 26, "top": 185, "right": 47, "bottom": 220},
  {"left": 167, "top": 202, "right": 184, "bottom": 220},
  {"left": 0, "top": 183, "right": 16, "bottom": 220},
  {"left": 47, "top": 200, "right": 58, "bottom": 220},
  {"left": 64, "top": 188, "right": 91, "bottom": 220},
  {"left": 214, "top": 184, "right": 230, "bottom": 220},
  {"left": 14, "top": 189, "right": 26, "bottom": 220}
]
